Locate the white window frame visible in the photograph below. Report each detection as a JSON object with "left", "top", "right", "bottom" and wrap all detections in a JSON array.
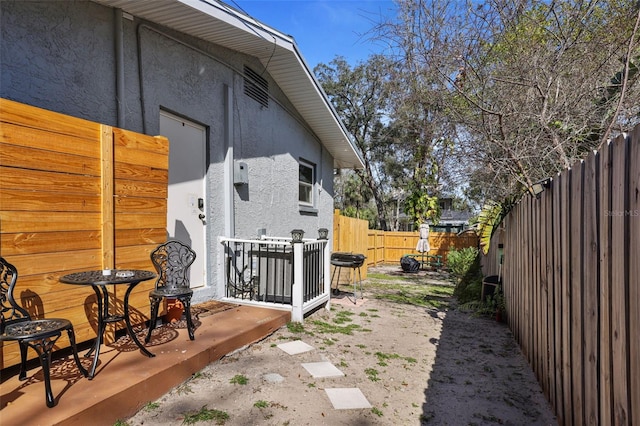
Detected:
[{"left": 298, "top": 159, "right": 315, "bottom": 208}]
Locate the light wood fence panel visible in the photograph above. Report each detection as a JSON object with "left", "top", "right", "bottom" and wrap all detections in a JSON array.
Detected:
[
  {"left": 0, "top": 98, "right": 168, "bottom": 369},
  {"left": 379, "top": 231, "right": 478, "bottom": 265},
  {"left": 367, "top": 230, "right": 384, "bottom": 266},
  {"left": 332, "top": 211, "right": 479, "bottom": 281},
  {"left": 482, "top": 128, "right": 639, "bottom": 425},
  {"left": 332, "top": 210, "right": 369, "bottom": 281}
]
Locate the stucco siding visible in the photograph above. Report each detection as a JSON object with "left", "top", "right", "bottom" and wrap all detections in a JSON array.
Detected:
[
  {"left": 1, "top": 0, "right": 335, "bottom": 299},
  {"left": 1, "top": 1, "right": 116, "bottom": 123}
]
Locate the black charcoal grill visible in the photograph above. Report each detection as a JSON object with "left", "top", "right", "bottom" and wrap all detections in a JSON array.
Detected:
[{"left": 330, "top": 252, "right": 366, "bottom": 303}]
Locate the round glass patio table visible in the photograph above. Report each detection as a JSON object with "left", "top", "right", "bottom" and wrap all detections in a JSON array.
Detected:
[{"left": 60, "top": 269, "right": 156, "bottom": 379}]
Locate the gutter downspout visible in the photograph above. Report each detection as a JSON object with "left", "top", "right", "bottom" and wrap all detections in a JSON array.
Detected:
[
  {"left": 223, "top": 84, "right": 234, "bottom": 238},
  {"left": 219, "top": 84, "right": 235, "bottom": 297},
  {"left": 114, "top": 9, "right": 125, "bottom": 128}
]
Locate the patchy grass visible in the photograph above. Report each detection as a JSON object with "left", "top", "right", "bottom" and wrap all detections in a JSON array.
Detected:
[
  {"left": 254, "top": 400, "right": 269, "bottom": 409},
  {"left": 365, "top": 368, "right": 380, "bottom": 382},
  {"left": 286, "top": 322, "right": 305, "bottom": 333},
  {"left": 230, "top": 374, "right": 248, "bottom": 385},
  {"left": 310, "top": 320, "right": 363, "bottom": 335},
  {"left": 366, "top": 272, "right": 410, "bottom": 281},
  {"left": 144, "top": 401, "right": 160, "bottom": 411},
  {"left": 191, "top": 371, "right": 212, "bottom": 381},
  {"left": 332, "top": 310, "right": 355, "bottom": 324},
  {"left": 182, "top": 406, "right": 229, "bottom": 425},
  {"left": 175, "top": 383, "right": 194, "bottom": 395},
  {"left": 365, "top": 274, "right": 455, "bottom": 310}
]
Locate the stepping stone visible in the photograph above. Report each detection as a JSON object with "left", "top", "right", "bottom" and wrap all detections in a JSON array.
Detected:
[
  {"left": 325, "top": 388, "right": 372, "bottom": 409},
  {"left": 277, "top": 340, "right": 314, "bottom": 355},
  {"left": 262, "top": 373, "right": 284, "bottom": 383},
  {"left": 301, "top": 361, "right": 345, "bottom": 378}
]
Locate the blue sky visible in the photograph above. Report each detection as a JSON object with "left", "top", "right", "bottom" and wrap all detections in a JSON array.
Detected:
[{"left": 231, "top": 0, "right": 397, "bottom": 69}]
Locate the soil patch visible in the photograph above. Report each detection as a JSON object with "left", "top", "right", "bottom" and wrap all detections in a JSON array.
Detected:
[{"left": 125, "top": 265, "right": 556, "bottom": 425}]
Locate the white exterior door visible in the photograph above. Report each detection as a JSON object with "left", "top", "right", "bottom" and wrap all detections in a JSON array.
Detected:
[{"left": 160, "top": 111, "right": 206, "bottom": 289}]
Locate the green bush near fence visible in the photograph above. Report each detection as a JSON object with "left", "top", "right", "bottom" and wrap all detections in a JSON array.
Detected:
[
  {"left": 448, "top": 247, "right": 483, "bottom": 304},
  {"left": 447, "top": 247, "right": 478, "bottom": 279}
]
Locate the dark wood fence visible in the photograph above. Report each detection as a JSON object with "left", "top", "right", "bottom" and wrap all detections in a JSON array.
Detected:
[
  {"left": 484, "top": 129, "right": 639, "bottom": 425},
  {"left": 0, "top": 98, "right": 168, "bottom": 369}
]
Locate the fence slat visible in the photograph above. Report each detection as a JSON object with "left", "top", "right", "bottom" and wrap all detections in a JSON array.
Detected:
[
  {"left": 523, "top": 196, "right": 532, "bottom": 364},
  {"left": 629, "top": 126, "right": 640, "bottom": 426},
  {"left": 561, "top": 169, "right": 573, "bottom": 425},
  {"left": 552, "top": 172, "right": 564, "bottom": 422},
  {"left": 611, "top": 135, "right": 630, "bottom": 425},
  {"left": 599, "top": 140, "right": 613, "bottom": 426},
  {"left": 541, "top": 187, "right": 551, "bottom": 400},
  {"left": 583, "top": 152, "right": 600, "bottom": 425},
  {"left": 570, "top": 164, "right": 585, "bottom": 426}
]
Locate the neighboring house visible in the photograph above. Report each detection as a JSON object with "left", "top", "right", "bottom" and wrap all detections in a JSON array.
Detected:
[
  {"left": 431, "top": 197, "right": 473, "bottom": 233},
  {"left": 393, "top": 197, "right": 473, "bottom": 232},
  {"left": 0, "top": 0, "right": 364, "bottom": 303}
]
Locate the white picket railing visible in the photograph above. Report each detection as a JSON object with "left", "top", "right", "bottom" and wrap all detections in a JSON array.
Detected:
[{"left": 218, "top": 236, "right": 331, "bottom": 322}]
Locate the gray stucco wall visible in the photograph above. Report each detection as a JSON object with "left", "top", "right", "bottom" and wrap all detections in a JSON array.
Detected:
[{"left": 1, "top": 0, "right": 335, "bottom": 301}]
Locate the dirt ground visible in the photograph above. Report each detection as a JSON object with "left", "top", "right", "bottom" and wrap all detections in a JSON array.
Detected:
[{"left": 125, "top": 265, "right": 557, "bottom": 426}]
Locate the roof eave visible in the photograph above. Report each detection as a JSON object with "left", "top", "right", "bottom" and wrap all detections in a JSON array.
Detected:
[{"left": 91, "top": 0, "right": 365, "bottom": 169}]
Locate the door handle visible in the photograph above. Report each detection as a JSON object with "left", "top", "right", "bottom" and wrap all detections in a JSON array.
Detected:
[{"left": 198, "top": 213, "right": 205, "bottom": 220}]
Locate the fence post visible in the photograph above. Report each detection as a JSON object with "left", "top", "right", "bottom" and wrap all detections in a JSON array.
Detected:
[
  {"left": 291, "top": 241, "right": 304, "bottom": 322},
  {"left": 323, "top": 239, "right": 332, "bottom": 310}
]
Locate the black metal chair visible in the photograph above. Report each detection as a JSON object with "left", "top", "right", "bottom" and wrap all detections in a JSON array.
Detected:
[
  {"left": 226, "top": 255, "right": 257, "bottom": 300},
  {"left": 0, "top": 257, "right": 88, "bottom": 407},
  {"left": 145, "top": 240, "right": 197, "bottom": 342}
]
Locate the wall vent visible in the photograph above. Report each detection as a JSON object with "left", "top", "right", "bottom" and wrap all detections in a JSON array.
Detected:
[{"left": 243, "top": 66, "right": 269, "bottom": 108}]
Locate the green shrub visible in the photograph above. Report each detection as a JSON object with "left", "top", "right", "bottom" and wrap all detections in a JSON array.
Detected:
[
  {"left": 455, "top": 278, "right": 482, "bottom": 305},
  {"left": 450, "top": 247, "right": 483, "bottom": 304},
  {"left": 447, "top": 247, "right": 479, "bottom": 280}
]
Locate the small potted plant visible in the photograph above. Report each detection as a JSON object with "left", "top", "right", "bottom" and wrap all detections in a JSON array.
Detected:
[{"left": 165, "top": 298, "right": 184, "bottom": 323}]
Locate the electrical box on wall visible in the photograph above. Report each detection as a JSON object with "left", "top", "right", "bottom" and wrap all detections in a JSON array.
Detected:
[{"left": 234, "top": 161, "right": 248, "bottom": 185}]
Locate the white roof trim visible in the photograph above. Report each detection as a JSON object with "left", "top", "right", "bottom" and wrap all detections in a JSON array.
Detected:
[{"left": 92, "top": 0, "right": 364, "bottom": 169}]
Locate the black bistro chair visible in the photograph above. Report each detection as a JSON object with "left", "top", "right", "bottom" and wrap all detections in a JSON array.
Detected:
[
  {"left": 145, "top": 240, "right": 197, "bottom": 342},
  {"left": 0, "top": 257, "right": 88, "bottom": 407}
]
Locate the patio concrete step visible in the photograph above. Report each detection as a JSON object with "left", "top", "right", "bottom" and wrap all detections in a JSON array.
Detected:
[{"left": 0, "top": 304, "right": 290, "bottom": 426}]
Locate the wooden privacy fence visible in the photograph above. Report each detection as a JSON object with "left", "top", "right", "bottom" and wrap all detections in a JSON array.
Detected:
[
  {"left": 0, "top": 98, "right": 169, "bottom": 369},
  {"left": 332, "top": 210, "right": 479, "bottom": 270},
  {"left": 485, "top": 130, "right": 639, "bottom": 425},
  {"left": 379, "top": 230, "right": 478, "bottom": 264},
  {"left": 332, "top": 210, "right": 369, "bottom": 280}
]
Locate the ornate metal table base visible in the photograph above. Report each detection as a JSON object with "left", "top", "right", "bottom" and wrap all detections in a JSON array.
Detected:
[{"left": 60, "top": 270, "right": 156, "bottom": 379}]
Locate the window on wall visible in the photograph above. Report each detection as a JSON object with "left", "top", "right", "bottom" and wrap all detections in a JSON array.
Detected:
[{"left": 299, "top": 159, "right": 315, "bottom": 207}]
